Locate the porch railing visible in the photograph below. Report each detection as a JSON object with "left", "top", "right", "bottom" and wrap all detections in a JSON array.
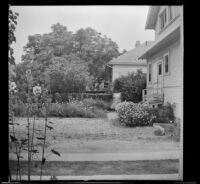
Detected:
[{"left": 142, "top": 88, "right": 164, "bottom": 104}]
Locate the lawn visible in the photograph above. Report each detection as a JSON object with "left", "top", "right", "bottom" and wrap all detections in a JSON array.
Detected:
[
  {"left": 10, "top": 159, "right": 179, "bottom": 176},
  {"left": 9, "top": 115, "right": 180, "bottom": 154},
  {"left": 9, "top": 114, "right": 180, "bottom": 178}
]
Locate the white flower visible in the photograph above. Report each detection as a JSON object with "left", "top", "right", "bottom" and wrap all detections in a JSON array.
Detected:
[
  {"left": 26, "top": 69, "right": 31, "bottom": 76},
  {"left": 9, "top": 82, "right": 17, "bottom": 93},
  {"left": 33, "top": 85, "right": 42, "bottom": 96}
]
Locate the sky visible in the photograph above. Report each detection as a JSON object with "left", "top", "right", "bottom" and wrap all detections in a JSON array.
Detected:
[{"left": 11, "top": 6, "right": 155, "bottom": 64}]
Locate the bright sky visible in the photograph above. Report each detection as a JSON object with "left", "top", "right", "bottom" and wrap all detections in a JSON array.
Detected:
[{"left": 11, "top": 6, "right": 155, "bottom": 64}]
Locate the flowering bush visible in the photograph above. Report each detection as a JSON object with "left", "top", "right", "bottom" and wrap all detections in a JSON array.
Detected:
[
  {"left": 33, "top": 85, "right": 42, "bottom": 96},
  {"left": 116, "top": 101, "right": 155, "bottom": 127}
]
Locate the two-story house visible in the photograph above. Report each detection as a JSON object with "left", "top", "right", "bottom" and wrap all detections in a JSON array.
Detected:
[{"left": 139, "top": 6, "right": 183, "bottom": 120}]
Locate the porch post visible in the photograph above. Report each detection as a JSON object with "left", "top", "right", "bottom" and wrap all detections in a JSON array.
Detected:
[{"left": 179, "top": 5, "right": 184, "bottom": 180}]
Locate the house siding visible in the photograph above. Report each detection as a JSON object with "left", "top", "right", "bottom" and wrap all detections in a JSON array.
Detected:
[
  {"left": 112, "top": 65, "right": 147, "bottom": 82},
  {"left": 155, "top": 6, "right": 182, "bottom": 40},
  {"left": 147, "top": 38, "right": 182, "bottom": 118},
  {"left": 145, "top": 6, "right": 183, "bottom": 119}
]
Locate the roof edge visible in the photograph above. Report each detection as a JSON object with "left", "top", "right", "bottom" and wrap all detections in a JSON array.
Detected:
[{"left": 145, "top": 6, "right": 160, "bottom": 30}]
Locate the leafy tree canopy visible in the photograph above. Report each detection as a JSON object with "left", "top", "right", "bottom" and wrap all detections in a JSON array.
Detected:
[
  {"left": 21, "top": 23, "right": 120, "bottom": 81},
  {"left": 9, "top": 7, "right": 19, "bottom": 65},
  {"left": 15, "top": 23, "right": 121, "bottom": 100}
]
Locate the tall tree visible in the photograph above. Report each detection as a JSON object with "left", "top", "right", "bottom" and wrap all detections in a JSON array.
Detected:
[
  {"left": 73, "top": 27, "right": 120, "bottom": 80},
  {"left": 9, "top": 6, "right": 19, "bottom": 65},
  {"left": 18, "top": 23, "right": 121, "bottom": 97}
]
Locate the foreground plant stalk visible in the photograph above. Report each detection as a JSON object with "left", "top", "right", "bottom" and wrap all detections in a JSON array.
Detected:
[{"left": 40, "top": 105, "right": 48, "bottom": 180}]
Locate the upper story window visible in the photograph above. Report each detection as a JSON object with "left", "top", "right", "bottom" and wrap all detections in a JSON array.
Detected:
[
  {"left": 168, "top": 6, "right": 179, "bottom": 22},
  {"left": 164, "top": 52, "right": 169, "bottom": 74},
  {"left": 168, "top": 6, "right": 173, "bottom": 21},
  {"left": 159, "top": 6, "right": 180, "bottom": 31},
  {"left": 159, "top": 9, "right": 167, "bottom": 30}
]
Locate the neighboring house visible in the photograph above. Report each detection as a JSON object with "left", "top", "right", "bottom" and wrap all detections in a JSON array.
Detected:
[
  {"left": 108, "top": 41, "right": 153, "bottom": 82},
  {"left": 139, "top": 6, "right": 183, "bottom": 119}
]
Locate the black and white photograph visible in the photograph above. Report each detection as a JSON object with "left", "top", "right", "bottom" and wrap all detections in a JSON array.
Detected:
[{"left": 8, "top": 5, "right": 183, "bottom": 181}]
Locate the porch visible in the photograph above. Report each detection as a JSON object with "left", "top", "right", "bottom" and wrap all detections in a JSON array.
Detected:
[{"left": 142, "top": 87, "right": 164, "bottom": 106}]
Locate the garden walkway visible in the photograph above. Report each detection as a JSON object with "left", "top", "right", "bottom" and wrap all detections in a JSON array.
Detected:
[
  {"left": 12, "top": 174, "right": 179, "bottom": 180},
  {"left": 9, "top": 150, "right": 179, "bottom": 161}
]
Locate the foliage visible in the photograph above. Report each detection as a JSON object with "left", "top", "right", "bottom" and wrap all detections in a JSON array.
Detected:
[
  {"left": 18, "top": 24, "right": 120, "bottom": 92},
  {"left": 145, "top": 103, "right": 175, "bottom": 124},
  {"left": 73, "top": 27, "right": 119, "bottom": 81},
  {"left": 67, "top": 93, "right": 113, "bottom": 102},
  {"left": 171, "top": 118, "right": 180, "bottom": 141},
  {"left": 9, "top": 7, "right": 19, "bottom": 65},
  {"left": 154, "top": 129, "right": 164, "bottom": 136},
  {"left": 113, "top": 70, "right": 146, "bottom": 103},
  {"left": 82, "top": 98, "right": 110, "bottom": 110},
  {"left": 15, "top": 24, "right": 120, "bottom": 99},
  {"left": 48, "top": 101, "right": 106, "bottom": 118},
  {"left": 9, "top": 70, "right": 60, "bottom": 181},
  {"left": 115, "top": 102, "right": 155, "bottom": 127},
  {"left": 12, "top": 101, "right": 27, "bottom": 117},
  {"left": 45, "top": 58, "right": 91, "bottom": 94},
  {"left": 13, "top": 100, "right": 107, "bottom": 118}
]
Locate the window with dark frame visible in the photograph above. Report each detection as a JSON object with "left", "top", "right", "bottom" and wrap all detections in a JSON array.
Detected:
[
  {"left": 160, "top": 9, "right": 167, "bottom": 30},
  {"left": 158, "top": 63, "right": 162, "bottom": 75},
  {"left": 168, "top": 6, "right": 179, "bottom": 22},
  {"left": 168, "top": 6, "right": 173, "bottom": 21},
  {"left": 164, "top": 54, "right": 169, "bottom": 74},
  {"left": 148, "top": 63, "right": 151, "bottom": 82}
]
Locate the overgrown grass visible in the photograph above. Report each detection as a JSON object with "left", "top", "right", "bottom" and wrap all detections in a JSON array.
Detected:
[
  {"left": 82, "top": 98, "right": 111, "bottom": 110},
  {"left": 12, "top": 99, "right": 107, "bottom": 118}
]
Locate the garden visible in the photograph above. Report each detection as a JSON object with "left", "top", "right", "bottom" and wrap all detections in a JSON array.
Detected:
[
  {"left": 9, "top": 68, "right": 180, "bottom": 180},
  {"left": 9, "top": 9, "right": 180, "bottom": 180}
]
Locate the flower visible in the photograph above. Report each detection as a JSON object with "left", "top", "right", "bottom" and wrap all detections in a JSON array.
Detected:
[
  {"left": 33, "top": 85, "right": 42, "bottom": 96},
  {"left": 26, "top": 69, "right": 31, "bottom": 76},
  {"left": 9, "top": 81, "right": 17, "bottom": 92}
]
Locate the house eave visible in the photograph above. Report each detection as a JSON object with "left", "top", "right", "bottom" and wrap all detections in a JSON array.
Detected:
[
  {"left": 145, "top": 6, "right": 160, "bottom": 30},
  {"left": 139, "top": 24, "right": 180, "bottom": 59},
  {"left": 110, "top": 62, "right": 147, "bottom": 66}
]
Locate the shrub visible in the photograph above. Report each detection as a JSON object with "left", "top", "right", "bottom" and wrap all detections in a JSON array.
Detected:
[
  {"left": 82, "top": 98, "right": 110, "bottom": 110},
  {"left": 172, "top": 118, "right": 181, "bottom": 141},
  {"left": 154, "top": 129, "right": 164, "bottom": 136},
  {"left": 67, "top": 93, "right": 112, "bottom": 102},
  {"left": 13, "top": 98, "right": 107, "bottom": 118},
  {"left": 47, "top": 103, "right": 62, "bottom": 117},
  {"left": 54, "top": 92, "right": 62, "bottom": 103},
  {"left": 116, "top": 101, "right": 155, "bottom": 127},
  {"left": 47, "top": 101, "right": 106, "bottom": 118},
  {"left": 113, "top": 70, "right": 146, "bottom": 103},
  {"left": 145, "top": 102, "right": 175, "bottom": 123},
  {"left": 12, "top": 101, "right": 27, "bottom": 117}
]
